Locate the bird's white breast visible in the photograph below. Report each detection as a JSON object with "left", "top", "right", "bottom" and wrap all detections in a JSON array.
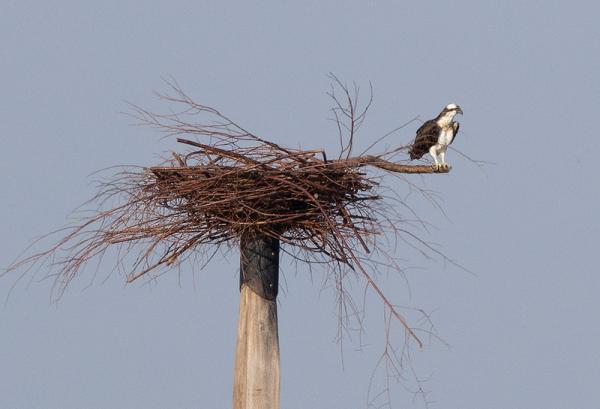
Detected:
[{"left": 438, "top": 126, "right": 454, "bottom": 147}]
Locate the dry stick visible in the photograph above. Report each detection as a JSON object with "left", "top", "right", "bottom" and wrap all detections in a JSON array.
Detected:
[
  {"left": 331, "top": 155, "right": 450, "bottom": 174},
  {"left": 348, "top": 249, "right": 423, "bottom": 349},
  {"left": 177, "top": 138, "right": 263, "bottom": 166}
]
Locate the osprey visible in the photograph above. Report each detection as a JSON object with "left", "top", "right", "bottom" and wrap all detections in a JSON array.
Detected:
[{"left": 409, "top": 103, "right": 463, "bottom": 170}]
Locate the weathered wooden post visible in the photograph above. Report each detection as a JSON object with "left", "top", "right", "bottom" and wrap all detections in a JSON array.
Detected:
[{"left": 233, "top": 233, "right": 280, "bottom": 409}]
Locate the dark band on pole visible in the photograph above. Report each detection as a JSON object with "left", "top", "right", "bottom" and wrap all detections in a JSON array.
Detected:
[{"left": 240, "top": 234, "right": 279, "bottom": 300}]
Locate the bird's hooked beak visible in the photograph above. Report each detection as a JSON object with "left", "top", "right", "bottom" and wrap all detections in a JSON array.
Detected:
[{"left": 456, "top": 106, "right": 463, "bottom": 115}]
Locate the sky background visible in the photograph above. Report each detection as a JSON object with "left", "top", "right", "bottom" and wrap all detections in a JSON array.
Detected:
[{"left": 1, "top": 1, "right": 599, "bottom": 408}]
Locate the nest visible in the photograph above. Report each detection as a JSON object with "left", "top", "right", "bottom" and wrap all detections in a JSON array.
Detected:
[
  {"left": 140, "top": 136, "right": 379, "bottom": 273},
  {"left": 151, "top": 141, "right": 376, "bottom": 244}
]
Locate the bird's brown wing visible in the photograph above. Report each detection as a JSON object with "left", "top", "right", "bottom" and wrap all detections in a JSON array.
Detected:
[{"left": 409, "top": 120, "right": 440, "bottom": 160}]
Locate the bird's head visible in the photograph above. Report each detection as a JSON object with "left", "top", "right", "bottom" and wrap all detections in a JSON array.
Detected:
[
  {"left": 443, "top": 103, "right": 463, "bottom": 115},
  {"left": 436, "top": 103, "right": 463, "bottom": 125}
]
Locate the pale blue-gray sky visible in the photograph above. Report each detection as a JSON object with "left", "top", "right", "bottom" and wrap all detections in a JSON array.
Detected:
[{"left": 2, "top": 1, "right": 599, "bottom": 408}]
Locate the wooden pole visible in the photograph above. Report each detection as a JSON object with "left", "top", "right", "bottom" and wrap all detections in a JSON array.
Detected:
[{"left": 233, "top": 234, "right": 280, "bottom": 409}]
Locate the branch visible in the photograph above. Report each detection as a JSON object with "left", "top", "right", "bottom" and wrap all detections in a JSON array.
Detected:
[{"left": 331, "top": 155, "right": 451, "bottom": 174}]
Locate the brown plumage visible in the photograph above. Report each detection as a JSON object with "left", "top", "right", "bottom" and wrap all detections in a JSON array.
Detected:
[{"left": 409, "top": 120, "right": 442, "bottom": 160}]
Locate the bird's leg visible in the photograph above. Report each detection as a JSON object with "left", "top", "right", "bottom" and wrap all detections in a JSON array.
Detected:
[
  {"left": 429, "top": 146, "right": 440, "bottom": 171},
  {"left": 439, "top": 151, "right": 448, "bottom": 170}
]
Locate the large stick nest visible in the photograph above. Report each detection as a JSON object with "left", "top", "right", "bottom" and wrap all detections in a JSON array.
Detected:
[
  {"left": 7, "top": 78, "right": 453, "bottom": 346},
  {"left": 149, "top": 140, "right": 378, "bottom": 254}
]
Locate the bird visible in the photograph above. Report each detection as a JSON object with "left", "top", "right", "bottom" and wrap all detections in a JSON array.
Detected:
[{"left": 409, "top": 103, "right": 463, "bottom": 171}]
